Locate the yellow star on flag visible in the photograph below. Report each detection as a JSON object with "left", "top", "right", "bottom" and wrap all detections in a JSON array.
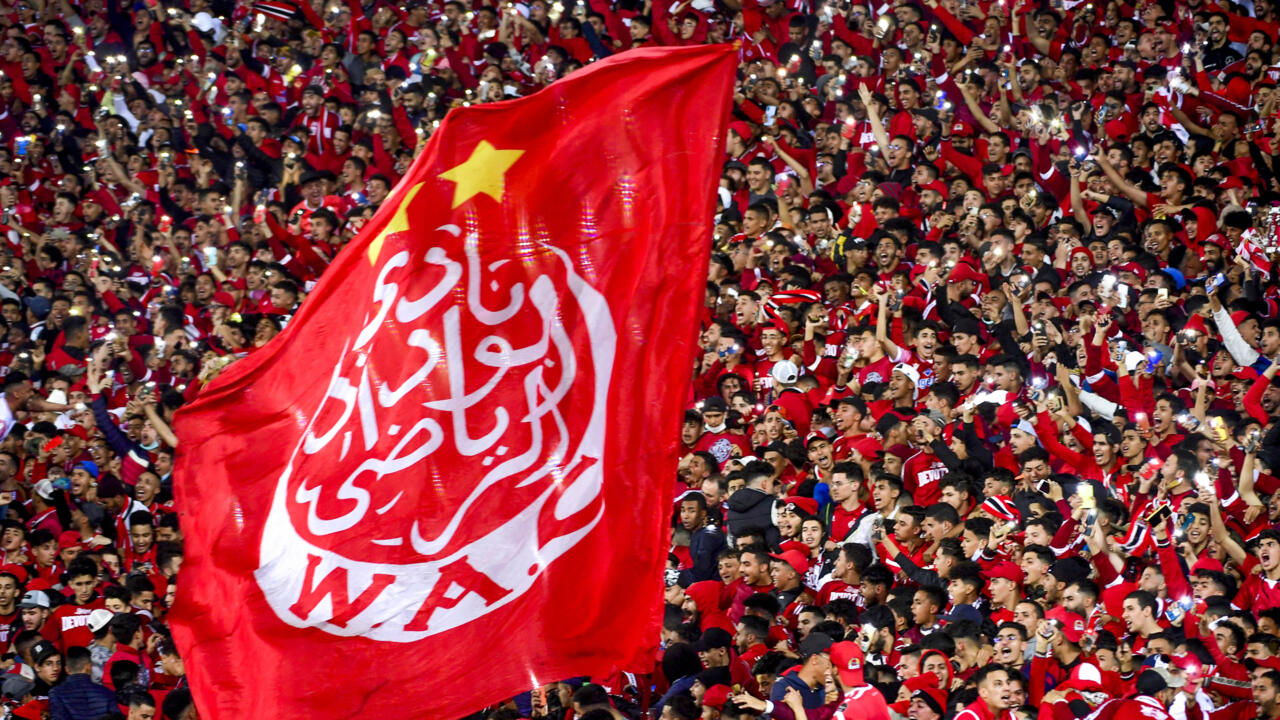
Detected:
[
  {"left": 438, "top": 141, "right": 525, "bottom": 208},
  {"left": 367, "top": 183, "right": 423, "bottom": 265}
]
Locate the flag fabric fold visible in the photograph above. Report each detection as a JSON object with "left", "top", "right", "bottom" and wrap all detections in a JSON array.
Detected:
[{"left": 169, "top": 44, "right": 736, "bottom": 720}]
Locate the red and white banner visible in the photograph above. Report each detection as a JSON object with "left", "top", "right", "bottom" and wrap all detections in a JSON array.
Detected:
[{"left": 170, "top": 45, "right": 737, "bottom": 720}]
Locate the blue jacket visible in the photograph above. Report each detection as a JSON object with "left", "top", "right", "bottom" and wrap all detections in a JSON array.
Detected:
[{"left": 49, "top": 673, "right": 117, "bottom": 720}]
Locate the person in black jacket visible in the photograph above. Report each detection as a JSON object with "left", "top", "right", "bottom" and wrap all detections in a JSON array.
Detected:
[
  {"left": 725, "top": 461, "right": 781, "bottom": 550},
  {"left": 677, "top": 492, "right": 727, "bottom": 585},
  {"left": 48, "top": 646, "right": 115, "bottom": 720}
]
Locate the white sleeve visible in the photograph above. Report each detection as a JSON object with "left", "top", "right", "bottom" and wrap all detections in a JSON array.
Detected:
[
  {"left": 1212, "top": 306, "right": 1261, "bottom": 367},
  {"left": 1077, "top": 389, "right": 1119, "bottom": 420}
]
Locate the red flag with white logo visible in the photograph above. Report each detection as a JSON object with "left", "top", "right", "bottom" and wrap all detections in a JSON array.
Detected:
[
  {"left": 169, "top": 45, "right": 736, "bottom": 720},
  {"left": 1238, "top": 232, "right": 1274, "bottom": 279}
]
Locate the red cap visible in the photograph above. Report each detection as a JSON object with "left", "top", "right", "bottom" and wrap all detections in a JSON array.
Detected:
[
  {"left": 987, "top": 561, "right": 1025, "bottom": 585},
  {"left": 1183, "top": 314, "right": 1208, "bottom": 336},
  {"left": 1069, "top": 246, "right": 1094, "bottom": 266},
  {"left": 1045, "top": 606, "right": 1086, "bottom": 643},
  {"left": 1232, "top": 367, "right": 1261, "bottom": 382},
  {"left": 920, "top": 181, "right": 949, "bottom": 200},
  {"left": 57, "top": 530, "right": 81, "bottom": 550},
  {"left": 225, "top": 276, "right": 248, "bottom": 291},
  {"left": 728, "top": 121, "right": 754, "bottom": 142},
  {"left": 1171, "top": 653, "right": 1203, "bottom": 679},
  {"left": 1204, "top": 234, "right": 1231, "bottom": 250},
  {"left": 1057, "top": 663, "right": 1105, "bottom": 692},
  {"left": 210, "top": 292, "right": 236, "bottom": 308},
  {"left": 1221, "top": 176, "right": 1244, "bottom": 190},
  {"left": 1231, "top": 310, "right": 1254, "bottom": 327},
  {"left": 1116, "top": 262, "right": 1148, "bottom": 283},
  {"left": 1191, "top": 556, "right": 1224, "bottom": 575},
  {"left": 779, "top": 540, "right": 810, "bottom": 556},
  {"left": 886, "top": 444, "right": 914, "bottom": 460},
  {"left": 948, "top": 262, "right": 988, "bottom": 287},
  {"left": 762, "top": 319, "right": 790, "bottom": 337},
  {"left": 829, "top": 641, "right": 866, "bottom": 686},
  {"left": 782, "top": 496, "right": 818, "bottom": 517},
  {"left": 702, "top": 685, "right": 731, "bottom": 710},
  {"left": 768, "top": 549, "right": 810, "bottom": 576},
  {"left": 950, "top": 120, "right": 975, "bottom": 137}
]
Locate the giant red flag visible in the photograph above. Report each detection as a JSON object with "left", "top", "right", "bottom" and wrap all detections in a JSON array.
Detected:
[{"left": 169, "top": 45, "right": 736, "bottom": 720}]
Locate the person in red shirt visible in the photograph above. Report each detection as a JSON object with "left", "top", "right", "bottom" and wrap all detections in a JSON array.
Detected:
[
  {"left": 694, "top": 397, "right": 753, "bottom": 467},
  {"left": 831, "top": 397, "right": 884, "bottom": 462},
  {"left": 824, "top": 462, "right": 868, "bottom": 542},
  {"left": 816, "top": 544, "right": 865, "bottom": 606},
  {"left": 829, "top": 641, "right": 891, "bottom": 720},
  {"left": 953, "top": 665, "right": 1018, "bottom": 720},
  {"left": 1235, "top": 530, "right": 1280, "bottom": 616},
  {"left": 25, "top": 529, "right": 63, "bottom": 586},
  {"left": 1085, "top": 669, "right": 1183, "bottom": 720},
  {"left": 734, "top": 615, "right": 771, "bottom": 668},
  {"left": 41, "top": 557, "right": 105, "bottom": 652},
  {"left": 1119, "top": 590, "right": 1164, "bottom": 655},
  {"left": 902, "top": 413, "right": 951, "bottom": 507},
  {"left": 122, "top": 512, "right": 157, "bottom": 573},
  {"left": 0, "top": 568, "right": 21, "bottom": 647}
]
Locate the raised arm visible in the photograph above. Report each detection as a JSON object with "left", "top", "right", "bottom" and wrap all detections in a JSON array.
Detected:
[
  {"left": 857, "top": 85, "right": 892, "bottom": 155},
  {"left": 1091, "top": 145, "right": 1149, "bottom": 207}
]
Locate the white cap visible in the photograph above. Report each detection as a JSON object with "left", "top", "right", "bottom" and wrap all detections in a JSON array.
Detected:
[
  {"left": 892, "top": 364, "right": 921, "bottom": 397},
  {"left": 87, "top": 608, "right": 114, "bottom": 633},
  {"left": 771, "top": 360, "right": 800, "bottom": 386},
  {"left": 191, "top": 11, "right": 226, "bottom": 42},
  {"left": 33, "top": 479, "right": 53, "bottom": 501}
]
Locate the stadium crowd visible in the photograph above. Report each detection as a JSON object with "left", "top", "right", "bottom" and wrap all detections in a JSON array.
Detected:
[{"left": 0, "top": 0, "right": 1277, "bottom": 714}]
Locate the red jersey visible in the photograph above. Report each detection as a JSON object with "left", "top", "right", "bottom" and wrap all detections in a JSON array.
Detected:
[
  {"left": 857, "top": 356, "right": 894, "bottom": 387},
  {"left": 293, "top": 108, "right": 342, "bottom": 154},
  {"left": 833, "top": 433, "right": 883, "bottom": 462},
  {"left": 830, "top": 504, "right": 862, "bottom": 542},
  {"left": 1234, "top": 572, "right": 1280, "bottom": 616},
  {"left": 834, "top": 685, "right": 891, "bottom": 720},
  {"left": 902, "top": 450, "right": 950, "bottom": 506},
  {"left": 1085, "top": 696, "right": 1174, "bottom": 720},
  {"left": 816, "top": 579, "right": 864, "bottom": 607},
  {"left": 0, "top": 610, "right": 17, "bottom": 647},
  {"left": 42, "top": 598, "right": 106, "bottom": 652},
  {"left": 695, "top": 432, "right": 753, "bottom": 467}
]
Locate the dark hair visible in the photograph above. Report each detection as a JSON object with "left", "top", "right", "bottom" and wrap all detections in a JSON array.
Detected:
[
  {"left": 66, "top": 556, "right": 97, "bottom": 581},
  {"left": 110, "top": 613, "right": 142, "bottom": 645},
  {"left": 572, "top": 684, "right": 610, "bottom": 709},
  {"left": 110, "top": 659, "right": 140, "bottom": 691},
  {"left": 1126, "top": 590, "right": 1159, "bottom": 619},
  {"left": 65, "top": 645, "right": 92, "bottom": 673},
  {"left": 925, "top": 503, "right": 960, "bottom": 526},
  {"left": 862, "top": 564, "right": 894, "bottom": 588},
  {"left": 971, "top": 664, "right": 1010, "bottom": 687},
  {"left": 915, "top": 585, "right": 948, "bottom": 612},
  {"left": 739, "top": 615, "right": 770, "bottom": 642}
]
